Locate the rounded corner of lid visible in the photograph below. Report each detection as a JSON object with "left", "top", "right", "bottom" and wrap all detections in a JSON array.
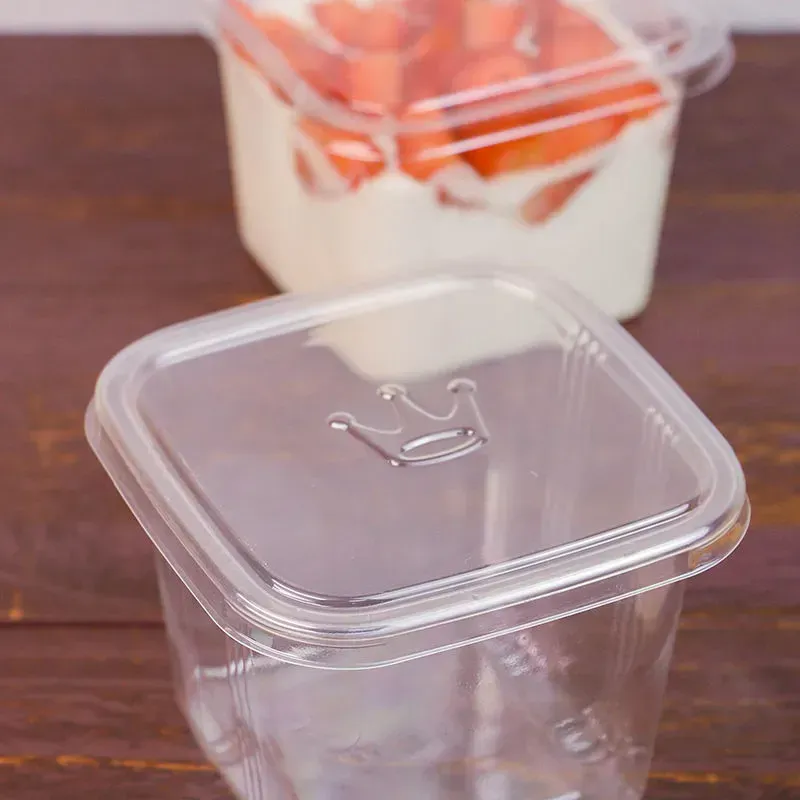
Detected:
[
  {"left": 654, "top": 0, "right": 734, "bottom": 95},
  {"left": 91, "top": 333, "right": 162, "bottom": 421},
  {"left": 89, "top": 307, "right": 239, "bottom": 427},
  {"left": 84, "top": 399, "right": 103, "bottom": 449},
  {"left": 687, "top": 493, "right": 751, "bottom": 575}
]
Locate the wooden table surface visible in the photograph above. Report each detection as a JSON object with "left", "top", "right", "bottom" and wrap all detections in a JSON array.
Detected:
[{"left": 1, "top": 33, "right": 798, "bottom": 799}]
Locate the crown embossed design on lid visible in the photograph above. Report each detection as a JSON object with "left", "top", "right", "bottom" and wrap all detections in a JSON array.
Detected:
[{"left": 328, "top": 378, "right": 489, "bottom": 468}]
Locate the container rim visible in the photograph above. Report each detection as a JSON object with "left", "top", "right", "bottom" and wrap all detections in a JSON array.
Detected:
[
  {"left": 209, "top": 0, "right": 734, "bottom": 136},
  {"left": 87, "top": 269, "right": 749, "bottom": 667}
]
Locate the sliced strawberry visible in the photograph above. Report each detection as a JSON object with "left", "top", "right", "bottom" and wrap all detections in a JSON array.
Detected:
[
  {"left": 452, "top": 52, "right": 539, "bottom": 175},
  {"left": 312, "top": 0, "right": 368, "bottom": 47},
  {"left": 538, "top": 3, "right": 620, "bottom": 69},
  {"left": 312, "top": 0, "right": 424, "bottom": 50},
  {"left": 407, "top": 0, "right": 462, "bottom": 27},
  {"left": 585, "top": 80, "right": 667, "bottom": 122},
  {"left": 520, "top": 168, "right": 596, "bottom": 224},
  {"left": 547, "top": 24, "right": 620, "bottom": 69},
  {"left": 540, "top": 107, "right": 624, "bottom": 161},
  {"left": 258, "top": 16, "right": 343, "bottom": 98},
  {"left": 294, "top": 149, "right": 317, "bottom": 192},
  {"left": 398, "top": 109, "right": 461, "bottom": 181},
  {"left": 293, "top": 145, "right": 354, "bottom": 197},
  {"left": 463, "top": 103, "right": 621, "bottom": 178},
  {"left": 266, "top": 80, "right": 294, "bottom": 105},
  {"left": 552, "top": 2, "right": 617, "bottom": 38},
  {"left": 554, "top": 3, "right": 596, "bottom": 30},
  {"left": 405, "top": 24, "right": 464, "bottom": 104},
  {"left": 453, "top": 37, "right": 661, "bottom": 178},
  {"left": 538, "top": 2, "right": 670, "bottom": 128},
  {"left": 450, "top": 51, "right": 539, "bottom": 131},
  {"left": 434, "top": 163, "right": 489, "bottom": 210},
  {"left": 349, "top": 51, "right": 405, "bottom": 114},
  {"left": 226, "top": 0, "right": 259, "bottom": 26},
  {"left": 297, "top": 117, "right": 385, "bottom": 189},
  {"left": 451, "top": 52, "right": 572, "bottom": 175},
  {"left": 227, "top": 13, "right": 345, "bottom": 104},
  {"left": 452, "top": 50, "right": 533, "bottom": 97},
  {"left": 463, "top": 0, "right": 525, "bottom": 51},
  {"left": 360, "top": 2, "right": 411, "bottom": 49},
  {"left": 227, "top": 36, "right": 257, "bottom": 67},
  {"left": 294, "top": 143, "right": 360, "bottom": 197},
  {"left": 541, "top": 6, "right": 667, "bottom": 127},
  {"left": 437, "top": 185, "right": 484, "bottom": 210}
]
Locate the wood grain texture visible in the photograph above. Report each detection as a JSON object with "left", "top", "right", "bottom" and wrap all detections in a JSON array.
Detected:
[
  {"left": 0, "top": 623, "right": 796, "bottom": 798},
  {"left": 0, "top": 32, "right": 798, "bottom": 800}
]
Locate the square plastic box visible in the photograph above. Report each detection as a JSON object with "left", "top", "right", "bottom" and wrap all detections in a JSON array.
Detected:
[{"left": 87, "top": 269, "right": 749, "bottom": 800}]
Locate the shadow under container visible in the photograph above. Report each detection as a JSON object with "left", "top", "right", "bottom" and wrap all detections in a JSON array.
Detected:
[
  {"left": 86, "top": 269, "right": 749, "bottom": 800},
  {"left": 206, "top": 0, "right": 734, "bottom": 320}
]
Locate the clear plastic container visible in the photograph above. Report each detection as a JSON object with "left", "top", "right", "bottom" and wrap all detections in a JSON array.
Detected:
[
  {"left": 86, "top": 269, "right": 749, "bottom": 800},
  {"left": 204, "top": 0, "right": 733, "bottom": 321}
]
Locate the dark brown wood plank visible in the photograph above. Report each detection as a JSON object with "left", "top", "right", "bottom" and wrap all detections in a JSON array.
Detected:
[
  {"left": 0, "top": 289, "right": 257, "bottom": 624},
  {"left": 671, "top": 36, "right": 800, "bottom": 195},
  {"left": 0, "top": 36, "right": 230, "bottom": 204},
  {"left": 0, "top": 764, "right": 228, "bottom": 800},
  {"left": 3, "top": 762, "right": 798, "bottom": 800},
  {"left": 0, "top": 624, "right": 796, "bottom": 799},
  {"left": 659, "top": 207, "right": 800, "bottom": 282}
]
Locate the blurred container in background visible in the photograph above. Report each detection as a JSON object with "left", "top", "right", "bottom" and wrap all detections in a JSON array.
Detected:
[{"left": 204, "top": 0, "right": 733, "bottom": 323}]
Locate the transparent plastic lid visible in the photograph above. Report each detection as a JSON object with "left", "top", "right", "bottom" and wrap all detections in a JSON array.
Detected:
[
  {"left": 209, "top": 0, "right": 733, "bottom": 134},
  {"left": 87, "top": 270, "right": 748, "bottom": 667}
]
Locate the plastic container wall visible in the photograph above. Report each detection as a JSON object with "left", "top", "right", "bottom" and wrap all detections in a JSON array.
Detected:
[{"left": 158, "top": 557, "right": 685, "bottom": 800}]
